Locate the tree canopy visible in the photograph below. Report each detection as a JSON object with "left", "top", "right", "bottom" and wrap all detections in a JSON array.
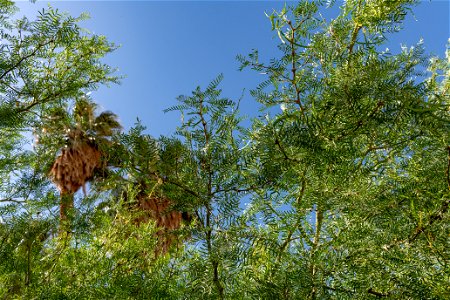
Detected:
[{"left": 0, "top": 0, "right": 449, "bottom": 299}]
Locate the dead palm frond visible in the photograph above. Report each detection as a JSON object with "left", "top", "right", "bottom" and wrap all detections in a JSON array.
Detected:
[{"left": 134, "top": 194, "right": 188, "bottom": 254}]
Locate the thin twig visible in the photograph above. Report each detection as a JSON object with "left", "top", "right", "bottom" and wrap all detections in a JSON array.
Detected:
[{"left": 287, "top": 20, "right": 306, "bottom": 115}]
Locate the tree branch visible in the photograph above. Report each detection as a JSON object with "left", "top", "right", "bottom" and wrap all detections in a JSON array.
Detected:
[
  {"left": 0, "top": 38, "right": 55, "bottom": 82},
  {"left": 287, "top": 20, "right": 306, "bottom": 116},
  {"left": 0, "top": 198, "right": 27, "bottom": 204},
  {"left": 367, "top": 288, "right": 389, "bottom": 298}
]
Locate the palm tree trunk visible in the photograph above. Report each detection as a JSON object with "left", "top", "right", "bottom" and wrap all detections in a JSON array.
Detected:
[{"left": 59, "top": 191, "right": 74, "bottom": 234}]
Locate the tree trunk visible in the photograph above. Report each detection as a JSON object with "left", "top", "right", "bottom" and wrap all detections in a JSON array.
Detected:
[{"left": 59, "top": 192, "right": 74, "bottom": 234}]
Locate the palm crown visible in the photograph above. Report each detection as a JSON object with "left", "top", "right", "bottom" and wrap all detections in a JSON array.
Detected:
[{"left": 36, "top": 97, "right": 122, "bottom": 226}]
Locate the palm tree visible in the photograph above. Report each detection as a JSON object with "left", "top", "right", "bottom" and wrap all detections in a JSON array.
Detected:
[
  {"left": 116, "top": 132, "right": 191, "bottom": 254},
  {"left": 37, "top": 97, "right": 122, "bottom": 231},
  {"left": 133, "top": 186, "right": 191, "bottom": 254}
]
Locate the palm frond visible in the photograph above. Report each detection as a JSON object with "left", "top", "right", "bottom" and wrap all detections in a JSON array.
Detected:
[
  {"left": 93, "top": 111, "right": 122, "bottom": 137},
  {"left": 73, "top": 97, "right": 97, "bottom": 128}
]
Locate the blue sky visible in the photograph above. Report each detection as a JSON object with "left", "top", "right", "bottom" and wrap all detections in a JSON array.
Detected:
[{"left": 15, "top": 1, "right": 450, "bottom": 138}]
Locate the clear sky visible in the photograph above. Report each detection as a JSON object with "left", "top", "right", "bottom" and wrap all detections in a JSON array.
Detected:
[{"left": 15, "top": 0, "right": 450, "bottom": 138}]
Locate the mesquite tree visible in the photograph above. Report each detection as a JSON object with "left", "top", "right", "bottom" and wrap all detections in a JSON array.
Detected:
[
  {"left": 236, "top": 0, "right": 449, "bottom": 298},
  {"left": 0, "top": 1, "right": 448, "bottom": 299},
  {"left": 0, "top": 2, "right": 118, "bottom": 295}
]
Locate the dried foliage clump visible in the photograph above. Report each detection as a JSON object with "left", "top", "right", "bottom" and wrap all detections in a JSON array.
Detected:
[
  {"left": 50, "top": 142, "right": 102, "bottom": 195},
  {"left": 135, "top": 195, "right": 186, "bottom": 254}
]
